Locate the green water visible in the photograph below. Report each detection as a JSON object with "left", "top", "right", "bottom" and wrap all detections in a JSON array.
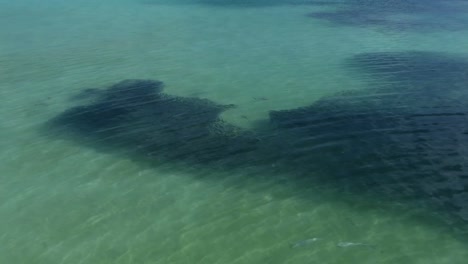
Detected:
[{"left": 1, "top": 0, "right": 468, "bottom": 263}]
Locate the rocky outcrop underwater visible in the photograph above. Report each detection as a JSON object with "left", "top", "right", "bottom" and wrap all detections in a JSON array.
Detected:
[{"left": 46, "top": 51, "right": 468, "bottom": 237}]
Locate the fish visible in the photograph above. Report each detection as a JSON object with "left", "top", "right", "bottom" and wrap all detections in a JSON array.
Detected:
[
  {"left": 252, "top": 96, "right": 268, "bottom": 101},
  {"left": 337, "top": 242, "right": 374, "bottom": 248},
  {"left": 290, "top": 238, "right": 320, "bottom": 248}
]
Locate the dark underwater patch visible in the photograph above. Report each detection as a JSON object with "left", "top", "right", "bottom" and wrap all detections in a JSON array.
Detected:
[
  {"left": 48, "top": 79, "right": 260, "bottom": 166},
  {"left": 306, "top": 0, "right": 468, "bottom": 31},
  {"left": 269, "top": 51, "right": 468, "bottom": 227},
  {"left": 46, "top": 51, "right": 468, "bottom": 237},
  {"left": 139, "top": 0, "right": 320, "bottom": 7}
]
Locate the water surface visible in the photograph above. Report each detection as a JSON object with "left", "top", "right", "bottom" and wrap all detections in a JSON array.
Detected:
[{"left": 1, "top": 0, "right": 468, "bottom": 263}]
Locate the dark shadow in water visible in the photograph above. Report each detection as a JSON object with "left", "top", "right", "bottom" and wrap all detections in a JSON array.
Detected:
[
  {"left": 306, "top": 0, "right": 468, "bottom": 31},
  {"left": 139, "top": 0, "right": 321, "bottom": 7},
  {"left": 269, "top": 51, "right": 468, "bottom": 230},
  {"left": 49, "top": 79, "right": 263, "bottom": 167},
  {"left": 138, "top": 0, "right": 468, "bottom": 31},
  {"left": 45, "top": 51, "right": 468, "bottom": 239}
]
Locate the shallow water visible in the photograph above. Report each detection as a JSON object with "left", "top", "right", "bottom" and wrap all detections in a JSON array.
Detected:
[{"left": 2, "top": 0, "right": 468, "bottom": 263}]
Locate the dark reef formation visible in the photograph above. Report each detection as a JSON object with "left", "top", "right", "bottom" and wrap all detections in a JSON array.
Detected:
[
  {"left": 141, "top": 0, "right": 468, "bottom": 31},
  {"left": 49, "top": 79, "right": 261, "bottom": 167},
  {"left": 306, "top": 0, "right": 468, "bottom": 31},
  {"left": 269, "top": 52, "right": 468, "bottom": 226},
  {"left": 140, "top": 0, "right": 319, "bottom": 7},
  {"left": 46, "top": 51, "right": 468, "bottom": 236}
]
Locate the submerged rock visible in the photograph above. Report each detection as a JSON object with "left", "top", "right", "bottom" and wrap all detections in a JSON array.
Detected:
[
  {"left": 49, "top": 79, "right": 258, "bottom": 166},
  {"left": 45, "top": 52, "right": 468, "bottom": 237},
  {"left": 269, "top": 51, "right": 468, "bottom": 228},
  {"left": 306, "top": 0, "right": 468, "bottom": 31}
]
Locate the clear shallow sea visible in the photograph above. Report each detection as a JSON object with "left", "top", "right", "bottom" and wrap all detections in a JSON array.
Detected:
[{"left": 1, "top": 0, "right": 468, "bottom": 263}]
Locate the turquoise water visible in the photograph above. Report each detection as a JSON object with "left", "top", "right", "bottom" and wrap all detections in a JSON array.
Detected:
[{"left": 2, "top": 0, "right": 468, "bottom": 263}]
